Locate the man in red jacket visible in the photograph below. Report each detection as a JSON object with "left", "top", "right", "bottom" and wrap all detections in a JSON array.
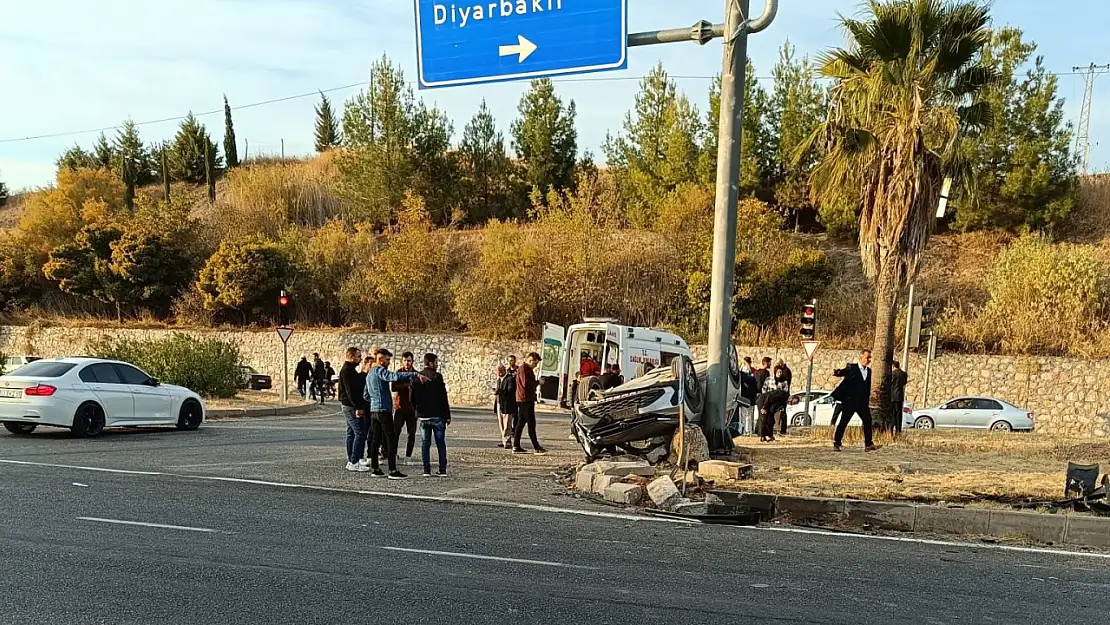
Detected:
[{"left": 512, "top": 352, "right": 546, "bottom": 455}]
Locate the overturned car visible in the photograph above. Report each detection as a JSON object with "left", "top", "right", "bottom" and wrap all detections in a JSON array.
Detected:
[{"left": 571, "top": 345, "right": 748, "bottom": 461}]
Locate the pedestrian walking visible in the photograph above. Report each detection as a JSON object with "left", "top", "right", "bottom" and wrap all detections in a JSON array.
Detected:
[
  {"left": 495, "top": 365, "right": 517, "bottom": 448},
  {"left": 337, "top": 347, "right": 370, "bottom": 473},
  {"left": 412, "top": 353, "right": 451, "bottom": 477},
  {"left": 890, "top": 361, "right": 909, "bottom": 434},
  {"left": 311, "top": 353, "right": 327, "bottom": 404},
  {"left": 294, "top": 356, "right": 312, "bottom": 399},
  {"left": 774, "top": 359, "right": 793, "bottom": 435},
  {"left": 757, "top": 388, "right": 790, "bottom": 442},
  {"left": 831, "top": 349, "right": 880, "bottom": 452},
  {"left": 364, "top": 348, "right": 426, "bottom": 479},
  {"left": 512, "top": 352, "right": 546, "bottom": 455},
  {"left": 392, "top": 352, "right": 419, "bottom": 466}
]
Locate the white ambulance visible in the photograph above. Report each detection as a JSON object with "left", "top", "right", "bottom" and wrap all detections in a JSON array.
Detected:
[{"left": 537, "top": 318, "right": 692, "bottom": 408}]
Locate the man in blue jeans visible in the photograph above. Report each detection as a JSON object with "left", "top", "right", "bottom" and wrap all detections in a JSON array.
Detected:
[
  {"left": 411, "top": 353, "right": 451, "bottom": 477},
  {"left": 336, "top": 347, "right": 370, "bottom": 472},
  {"left": 364, "top": 348, "right": 426, "bottom": 480}
]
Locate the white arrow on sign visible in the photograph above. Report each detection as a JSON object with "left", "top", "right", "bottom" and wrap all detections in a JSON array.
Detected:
[
  {"left": 499, "top": 35, "right": 538, "bottom": 63},
  {"left": 276, "top": 326, "right": 294, "bottom": 344},
  {"left": 802, "top": 340, "right": 820, "bottom": 361}
]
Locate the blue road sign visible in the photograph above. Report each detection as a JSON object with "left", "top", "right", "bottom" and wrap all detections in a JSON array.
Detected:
[{"left": 414, "top": 0, "right": 628, "bottom": 89}]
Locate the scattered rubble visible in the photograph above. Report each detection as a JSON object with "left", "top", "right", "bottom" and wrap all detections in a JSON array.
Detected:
[
  {"left": 671, "top": 426, "right": 711, "bottom": 466},
  {"left": 581, "top": 460, "right": 656, "bottom": 478},
  {"left": 647, "top": 475, "right": 683, "bottom": 510},
  {"left": 697, "top": 460, "right": 754, "bottom": 482},
  {"left": 605, "top": 483, "right": 644, "bottom": 505}
]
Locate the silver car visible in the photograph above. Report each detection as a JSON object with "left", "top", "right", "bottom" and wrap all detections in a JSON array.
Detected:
[{"left": 909, "top": 397, "right": 1034, "bottom": 432}]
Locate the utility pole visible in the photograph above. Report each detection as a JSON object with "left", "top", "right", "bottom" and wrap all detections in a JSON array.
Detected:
[
  {"left": 704, "top": 0, "right": 778, "bottom": 455},
  {"left": 204, "top": 142, "right": 215, "bottom": 203},
  {"left": 1073, "top": 63, "right": 1110, "bottom": 174},
  {"left": 161, "top": 146, "right": 171, "bottom": 205},
  {"left": 901, "top": 283, "right": 915, "bottom": 372}
]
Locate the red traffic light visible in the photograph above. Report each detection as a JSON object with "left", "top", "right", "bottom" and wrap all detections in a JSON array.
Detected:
[
  {"left": 279, "top": 296, "right": 289, "bottom": 307},
  {"left": 802, "top": 305, "right": 815, "bottom": 317}
]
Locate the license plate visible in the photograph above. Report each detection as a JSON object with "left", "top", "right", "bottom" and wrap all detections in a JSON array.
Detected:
[{"left": 0, "top": 389, "right": 21, "bottom": 399}]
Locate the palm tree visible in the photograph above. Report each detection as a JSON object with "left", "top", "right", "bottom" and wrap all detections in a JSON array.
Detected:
[{"left": 806, "top": 0, "right": 998, "bottom": 427}]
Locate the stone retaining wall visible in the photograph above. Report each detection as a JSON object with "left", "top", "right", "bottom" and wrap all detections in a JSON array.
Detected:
[{"left": 1, "top": 325, "right": 1108, "bottom": 436}]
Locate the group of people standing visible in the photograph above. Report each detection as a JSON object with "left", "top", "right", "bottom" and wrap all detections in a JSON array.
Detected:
[
  {"left": 293, "top": 354, "right": 335, "bottom": 404},
  {"left": 492, "top": 353, "right": 548, "bottom": 455},
  {"left": 335, "top": 346, "right": 452, "bottom": 479},
  {"left": 735, "top": 356, "right": 794, "bottom": 441}
]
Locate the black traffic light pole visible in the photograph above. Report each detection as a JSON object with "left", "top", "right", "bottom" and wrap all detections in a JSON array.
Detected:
[{"left": 801, "top": 300, "right": 817, "bottom": 425}]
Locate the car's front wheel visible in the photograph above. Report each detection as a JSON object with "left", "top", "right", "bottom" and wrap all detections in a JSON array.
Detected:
[
  {"left": 990, "top": 420, "right": 1013, "bottom": 432},
  {"left": 176, "top": 399, "right": 203, "bottom": 431},
  {"left": 791, "top": 413, "right": 809, "bottom": 427},
  {"left": 3, "top": 422, "right": 37, "bottom": 436},
  {"left": 71, "top": 403, "right": 106, "bottom": 438},
  {"left": 914, "top": 416, "right": 935, "bottom": 430}
]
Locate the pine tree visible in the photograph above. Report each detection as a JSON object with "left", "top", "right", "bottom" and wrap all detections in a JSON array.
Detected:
[
  {"left": 223, "top": 96, "right": 239, "bottom": 169},
  {"left": 410, "top": 102, "right": 459, "bottom": 225},
  {"left": 112, "top": 119, "right": 153, "bottom": 212},
  {"left": 769, "top": 42, "right": 826, "bottom": 225},
  {"left": 739, "top": 60, "right": 775, "bottom": 194},
  {"left": 955, "top": 28, "right": 1077, "bottom": 231},
  {"left": 511, "top": 79, "right": 578, "bottom": 196},
  {"left": 314, "top": 92, "right": 340, "bottom": 152},
  {"left": 93, "top": 132, "right": 115, "bottom": 170},
  {"left": 170, "top": 113, "right": 222, "bottom": 184},
  {"left": 460, "top": 100, "right": 517, "bottom": 223}
]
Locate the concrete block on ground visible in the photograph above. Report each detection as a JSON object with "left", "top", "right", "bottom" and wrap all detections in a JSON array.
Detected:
[
  {"left": 673, "top": 501, "right": 709, "bottom": 516},
  {"left": 575, "top": 470, "right": 595, "bottom": 493},
  {"left": 776, "top": 495, "right": 846, "bottom": 524},
  {"left": 844, "top": 500, "right": 917, "bottom": 532},
  {"left": 645, "top": 444, "right": 669, "bottom": 465},
  {"left": 604, "top": 483, "right": 644, "bottom": 506},
  {"left": 671, "top": 426, "right": 710, "bottom": 466},
  {"left": 592, "top": 475, "right": 618, "bottom": 495},
  {"left": 914, "top": 506, "right": 990, "bottom": 536},
  {"left": 697, "top": 460, "right": 748, "bottom": 481},
  {"left": 582, "top": 460, "right": 654, "bottom": 478},
  {"left": 987, "top": 510, "right": 1066, "bottom": 544},
  {"left": 647, "top": 475, "right": 682, "bottom": 510},
  {"left": 1064, "top": 515, "right": 1110, "bottom": 548},
  {"left": 707, "top": 491, "right": 776, "bottom": 519}
]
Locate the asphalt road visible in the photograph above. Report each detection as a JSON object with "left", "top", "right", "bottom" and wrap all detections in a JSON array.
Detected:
[{"left": 2, "top": 408, "right": 1110, "bottom": 624}]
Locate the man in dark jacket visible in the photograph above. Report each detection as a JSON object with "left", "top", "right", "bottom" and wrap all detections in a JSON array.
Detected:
[
  {"left": 757, "top": 388, "right": 790, "bottom": 442},
  {"left": 412, "top": 353, "right": 451, "bottom": 477},
  {"left": 392, "top": 352, "right": 419, "bottom": 465},
  {"left": 831, "top": 349, "right": 879, "bottom": 452},
  {"left": 312, "top": 354, "right": 327, "bottom": 404},
  {"left": 890, "top": 361, "right": 909, "bottom": 434},
  {"left": 294, "top": 356, "right": 312, "bottom": 398},
  {"left": 336, "top": 347, "right": 370, "bottom": 472},
  {"left": 496, "top": 365, "right": 517, "bottom": 448},
  {"left": 512, "top": 352, "right": 545, "bottom": 455},
  {"left": 364, "top": 348, "right": 425, "bottom": 479}
]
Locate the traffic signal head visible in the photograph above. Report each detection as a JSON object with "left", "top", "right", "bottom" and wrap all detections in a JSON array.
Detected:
[
  {"left": 920, "top": 307, "right": 937, "bottom": 333},
  {"left": 800, "top": 303, "right": 817, "bottom": 339},
  {"left": 278, "top": 290, "right": 291, "bottom": 325}
]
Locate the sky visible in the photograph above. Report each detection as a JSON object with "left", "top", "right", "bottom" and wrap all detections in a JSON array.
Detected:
[{"left": 1, "top": 0, "right": 1108, "bottom": 192}]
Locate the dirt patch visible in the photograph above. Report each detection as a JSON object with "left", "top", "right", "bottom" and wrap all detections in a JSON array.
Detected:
[
  {"left": 723, "top": 427, "right": 1110, "bottom": 506},
  {"left": 205, "top": 391, "right": 302, "bottom": 411}
]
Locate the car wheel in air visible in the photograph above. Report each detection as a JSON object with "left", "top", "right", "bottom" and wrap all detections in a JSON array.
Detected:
[
  {"left": 990, "top": 420, "right": 1013, "bottom": 432},
  {"left": 3, "top": 422, "right": 37, "bottom": 436},
  {"left": 914, "top": 416, "right": 935, "bottom": 430},
  {"left": 71, "top": 403, "right": 106, "bottom": 438},
  {"left": 177, "top": 399, "right": 203, "bottom": 431}
]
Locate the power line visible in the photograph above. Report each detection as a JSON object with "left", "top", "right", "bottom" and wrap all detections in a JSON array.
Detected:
[{"left": 0, "top": 67, "right": 1091, "bottom": 147}]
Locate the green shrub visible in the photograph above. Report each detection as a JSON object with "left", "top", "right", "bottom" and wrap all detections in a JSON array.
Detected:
[{"left": 91, "top": 332, "right": 242, "bottom": 398}]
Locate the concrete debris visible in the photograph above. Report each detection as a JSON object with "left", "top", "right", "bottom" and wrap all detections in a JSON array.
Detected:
[
  {"left": 645, "top": 442, "right": 670, "bottom": 465},
  {"left": 581, "top": 460, "right": 655, "bottom": 478},
  {"left": 575, "top": 470, "right": 596, "bottom": 493},
  {"left": 648, "top": 475, "right": 683, "bottom": 510},
  {"left": 697, "top": 460, "right": 753, "bottom": 482},
  {"left": 592, "top": 475, "right": 619, "bottom": 495},
  {"left": 672, "top": 501, "right": 709, "bottom": 516},
  {"left": 605, "top": 483, "right": 644, "bottom": 505},
  {"left": 670, "top": 426, "right": 710, "bottom": 467}
]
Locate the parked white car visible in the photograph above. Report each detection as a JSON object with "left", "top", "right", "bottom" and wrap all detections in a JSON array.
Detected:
[
  {"left": 787, "top": 390, "right": 912, "bottom": 427},
  {"left": 909, "top": 397, "right": 1033, "bottom": 432},
  {"left": 0, "top": 358, "right": 206, "bottom": 437},
  {"left": 1, "top": 355, "right": 41, "bottom": 375}
]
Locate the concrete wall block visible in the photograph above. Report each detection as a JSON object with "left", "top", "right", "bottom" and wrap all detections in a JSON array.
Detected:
[
  {"left": 697, "top": 460, "right": 745, "bottom": 481},
  {"left": 582, "top": 461, "right": 654, "bottom": 477},
  {"left": 575, "top": 470, "right": 595, "bottom": 493},
  {"left": 1063, "top": 515, "right": 1110, "bottom": 548},
  {"left": 776, "top": 495, "right": 846, "bottom": 524},
  {"left": 604, "top": 483, "right": 644, "bottom": 506},
  {"left": 706, "top": 491, "right": 776, "bottom": 519},
  {"left": 592, "top": 475, "right": 618, "bottom": 496},
  {"left": 914, "top": 506, "right": 991, "bottom": 536},
  {"left": 647, "top": 475, "right": 682, "bottom": 510},
  {"left": 987, "top": 510, "right": 1067, "bottom": 544},
  {"left": 843, "top": 500, "right": 917, "bottom": 532}
]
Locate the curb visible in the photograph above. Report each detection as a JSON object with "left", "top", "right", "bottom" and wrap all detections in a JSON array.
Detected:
[
  {"left": 206, "top": 402, "right": 320, "bottom": 419},
  {"left": 708, "top": 491, "right": 1110, "bottom": 549}
]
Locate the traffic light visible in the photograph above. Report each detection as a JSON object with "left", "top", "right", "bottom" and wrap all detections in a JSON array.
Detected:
[
  {"left": 800, "top": 302, "right": 817, "bottom": 339},
  {"left": 278, "top": 290, "right": 291, "bottom": 326},
  {"left": 909, "top": 305, "right": 938, "bottom": 348},
  {"left": 920, "top": 306, "right": 937, "bottom": 335}
]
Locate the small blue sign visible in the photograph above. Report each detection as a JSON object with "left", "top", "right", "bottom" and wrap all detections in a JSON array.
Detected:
[{"left": 414, "top": 0, "right": 628, "bottom": 89}]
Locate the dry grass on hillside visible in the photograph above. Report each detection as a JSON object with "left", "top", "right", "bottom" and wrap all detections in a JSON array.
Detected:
[{"left": 727, "top": 428, "right": 1110, "bottom": 505}]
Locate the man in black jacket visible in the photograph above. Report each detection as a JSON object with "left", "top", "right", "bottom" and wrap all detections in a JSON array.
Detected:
[
  {"left": 337, "top": 347, "right": 370, "bottom": 472},
  {"left": 890, "top": 361, "right": 909, "bottom": 434},
  {"left": 294, "top": 356, "right": 312, "bottom": 398},
  {"left": 312, "top": 354, "right": 327, "bottom": 404},
  {"left": 412, "top": 353, "right": 451, "bottom": 477},
  {"left": 496, "top": 365, "right": 517, "bottom": 448},
  {"left": 831, "top": 349, "right": 879, "bottom": 452}
]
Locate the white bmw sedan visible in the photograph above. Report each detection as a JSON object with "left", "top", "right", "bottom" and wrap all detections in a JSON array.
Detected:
[{"left": 0, "top": 358, "right": 206, "bottom": 437}]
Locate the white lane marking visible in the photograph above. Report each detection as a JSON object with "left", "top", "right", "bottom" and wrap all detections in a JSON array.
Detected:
[
  {"left": 379, "top": 546, "right": 597, "bottom": 570},
  {"left": 0, "top": 459, "right": 687, "bottom": 525},
  {"left": 166, "top": 458, "right": 336, "bottom": 469},
  {"left": 76, "top": 517, "right": 222, "bottom": 533},
  {"left": 8, "top": 458, "right": 1110, "bottom": 560}
]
